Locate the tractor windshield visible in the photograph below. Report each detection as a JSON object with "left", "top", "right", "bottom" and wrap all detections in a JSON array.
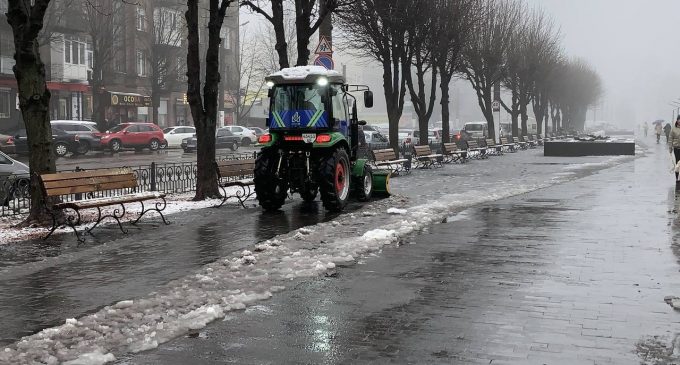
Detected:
[{"left": 269, "top": 85, "right": 330, "bottom": 129}]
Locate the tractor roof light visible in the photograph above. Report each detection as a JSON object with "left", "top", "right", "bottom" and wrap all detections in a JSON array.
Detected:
[
  {"left": 317, "top": 77, "right": 329, "bottom": 87},
  {"left": 315, "top": 134, "right": 332, "bottom": 143},
  {"left": 258, "top": 134, "right": 272, "bottom": 144},
  {"left": 266, "top": 81, "right": 275, "bottom": 88}
]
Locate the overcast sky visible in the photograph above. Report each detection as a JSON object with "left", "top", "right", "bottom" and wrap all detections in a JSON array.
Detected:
[{"left": 526, "top": 0, "right": 680, "bottom": 125}]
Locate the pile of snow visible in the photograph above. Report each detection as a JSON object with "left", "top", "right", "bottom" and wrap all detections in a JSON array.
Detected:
[
  {"left": 268, "top": 66, "right": 342, "bottom": 80},
  {"left": 387, "top": 208, "right": 407, "bottom": 215}
]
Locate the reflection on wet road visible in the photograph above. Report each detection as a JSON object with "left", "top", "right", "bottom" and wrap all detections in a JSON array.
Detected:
[
  {"left": 122, "top": 147, "right": 680, "bottom": 364},
  {"left": 0, "top": 199, "right": 358, "bottom": 346}
]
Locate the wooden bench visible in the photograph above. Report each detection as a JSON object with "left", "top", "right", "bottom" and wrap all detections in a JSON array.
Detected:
[
  {"left": 215, "top": 159, "right": 256, "bottom": 208},
  {"left": 500, "top": 136, "right": 516, "bottom": 152},
  {"left": 441, "top": 142, "right": 467, "bottom": 163},
  {"left": 525, "top": 134, "right": 538, "bottom": 148},
  {"left": 371, "top": 148, "right": 410, "bottom": 174},
  {"left": 466, "top": 140, "right": 488, "bottom": 159},
  {"left": 485, "top": 138, "right": 503, "bottom": 155},
  {"left": 40, "top": 168, "right": 168, "bottom": 241},
  {"left": 413, "top": 145, "right": 443, "bottom": 168},
  {"left": 513, "top": 136, "right": 529, "bottom": 150}
]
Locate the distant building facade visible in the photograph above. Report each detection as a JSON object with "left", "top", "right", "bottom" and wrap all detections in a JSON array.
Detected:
[{"left": 0, "top": 0, "right": 239, "bottom": 133}]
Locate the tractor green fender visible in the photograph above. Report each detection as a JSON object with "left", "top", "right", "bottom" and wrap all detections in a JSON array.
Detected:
[{"left": 351, "top": 158, "right": 369, "bottom": 178}]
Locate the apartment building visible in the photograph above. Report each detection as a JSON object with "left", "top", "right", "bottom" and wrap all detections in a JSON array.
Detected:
[{"left": 0, "top": 0, "right": 239, "bottom": 133}]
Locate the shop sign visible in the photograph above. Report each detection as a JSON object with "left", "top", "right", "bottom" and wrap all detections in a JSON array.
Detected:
[{"left": 110, "top": 92, "right": 152, "bottom": 107}]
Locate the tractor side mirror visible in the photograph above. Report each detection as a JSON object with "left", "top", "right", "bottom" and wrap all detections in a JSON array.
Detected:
[
  {"left": 358, "top": 120, "right": 367, "bottom": 126},
  {"left": 364, "top": 91, "right": 374, "bottom": 108}
]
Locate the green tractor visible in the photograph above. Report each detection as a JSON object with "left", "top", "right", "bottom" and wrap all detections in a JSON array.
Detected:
[{"left": 255, "top": 66, "right": 390, "bottom": 212}]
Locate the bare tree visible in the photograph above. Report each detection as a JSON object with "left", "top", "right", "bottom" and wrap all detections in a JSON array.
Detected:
[
  {"left": 254, "top": 15, "right": 297, "bottom": 75},
  {"left": 557, "top": 59, "right": 602, "bottom": 132},
  {"left": 84, "top": 0, "right": 126, "bottom": 131},
  {"left": 148, "top": 3, "right": 185, "bottom": 125},
  {"left": 405, "top": 0, "right": 437, "bottom": 145},
  {"left": 338, "top": 0, "right": 415, "bottom": 151},
  {"left": 242, "top": 0, "right": 352, "bottom": 68},
  {"left": 529, "top": 15, "right": 562, "bottom": 136},
  {"left": 7, "top": 0, "right": 54, "bottom": 224},
  {"left": 225, "top": 26, "right": 267, "bottom": 124},
  {"left": 461, "top": 0, "right": 520, "bottom": 142},
  {"left": 185, "top": 0, "right": 236, "bottom": 200},
  {"left": 433, "top": 0, "right": 479, "bottom": 143}
]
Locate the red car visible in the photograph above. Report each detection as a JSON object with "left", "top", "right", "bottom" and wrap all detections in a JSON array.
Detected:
[{"left": 100, "top": 123, "right": 166, "bottom": 153}]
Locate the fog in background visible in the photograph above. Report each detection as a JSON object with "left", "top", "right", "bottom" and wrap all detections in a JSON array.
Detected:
[{"left": 243, "top": 1, "right": 680, "bottom": 129}]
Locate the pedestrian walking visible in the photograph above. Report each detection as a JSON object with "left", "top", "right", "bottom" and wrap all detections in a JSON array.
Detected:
[
  {"left": 669, "top": 117, "right": 680, "bottom": 184},
  {"left": 656, "top": 123, "right": 663, "bottom": 143},
  {"left": 665, "top": 123, "right": 672, "bottom": 142},
  {"left": 644, "top": 122, "right": 649, "bottom": 137}
]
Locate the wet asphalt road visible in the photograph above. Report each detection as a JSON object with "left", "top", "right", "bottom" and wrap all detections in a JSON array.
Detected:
[
  {"left": 0, "top": 200, "right": 362, "bottom": 347},
  {"left": 13, "top": 147, "right": 260, "bottom": 171},
  {"left": 119, "top": 144, "right": 680, "bottom": 364},
  {"left": 0, "top": 141, "right": 644, "bottom": 358}
]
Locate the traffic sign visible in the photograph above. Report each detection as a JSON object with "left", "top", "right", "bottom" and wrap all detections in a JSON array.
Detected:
[
  {"left": 315, "top": 35, "right": 333, "bottom": 55},
  {"left": 314, "top": 54, "right": 335, "bottom": 70},
  {"left": 492, "top": 100, "right": 501, "bottom": 112}
]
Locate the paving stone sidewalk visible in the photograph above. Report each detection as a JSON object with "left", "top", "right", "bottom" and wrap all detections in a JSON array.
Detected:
[{"left": 120, "top": 145, "right": 680, "bottom": 365}]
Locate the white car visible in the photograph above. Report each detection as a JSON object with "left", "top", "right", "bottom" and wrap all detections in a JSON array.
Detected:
[
  {"left": 223, "top": 125, "right": 257, "bottom": 146},
  {"left": 163, "top": 126, "right": 196, "bottom": 148}
]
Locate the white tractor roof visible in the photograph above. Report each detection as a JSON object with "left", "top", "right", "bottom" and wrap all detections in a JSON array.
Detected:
[{"left": 266, "top": 66, "right": 345, "bottom": 84}]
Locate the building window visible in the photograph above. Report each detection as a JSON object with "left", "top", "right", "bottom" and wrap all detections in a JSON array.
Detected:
[
  {"left": 136, "top": 50, "right": 147, "bottom": 76},
  {"left": 0, "top": 32, "right": 14, "bottom": 75},
  {"left": 0, "top": 89, "right": 10, "bottom": 118},
  {"left": 64, "top": 36, "right": 87, "bottom": 66},
  {"left": 220, "top": 26, "right": 231, "bottom": 50},
  {"left": 136, "top": 6, "right": 146, "bottom": 31},
  {"left": 86, "top": 43, "right": 93, "bottom": 70}
]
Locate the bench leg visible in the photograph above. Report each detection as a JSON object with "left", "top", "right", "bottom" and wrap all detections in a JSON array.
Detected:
[
  {"left": 216, "top": 184, "right": 252, "bottom": 209},
  {"left": 88, "top": 204, "right": 128, "bottom": 236},
  {"left": 133, "top": 198, "right": 169, "bottom": 225},
  {"left": 44, "top": 207, "right": 84, "bottom": 242}
]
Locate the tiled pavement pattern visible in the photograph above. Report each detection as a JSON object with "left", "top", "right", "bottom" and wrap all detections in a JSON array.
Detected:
[{"left": 121, "top": 145, "right": 680, "bottom": 365}]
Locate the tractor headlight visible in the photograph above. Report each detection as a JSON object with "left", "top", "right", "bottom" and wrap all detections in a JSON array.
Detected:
[
  {"left": 317, "top": 77, "right": 328, "bottom": 87},
  {"left": 266, "top": 81, "right": 275, "bottom": 88}
]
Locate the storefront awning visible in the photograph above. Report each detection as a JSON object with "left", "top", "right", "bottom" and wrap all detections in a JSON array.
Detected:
[{"left": 109, "top": 92, "right": 152, "bottom": 107}]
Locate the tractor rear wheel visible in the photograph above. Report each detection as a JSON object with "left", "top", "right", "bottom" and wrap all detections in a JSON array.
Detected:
[
  {"left": 319, "top": 148, "right": 351, "bottom": 212},
  {"left": 254, "top": 151, "right": 287, "bottom": 211}
]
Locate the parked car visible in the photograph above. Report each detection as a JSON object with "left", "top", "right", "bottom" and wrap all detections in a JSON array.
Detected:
[
  {"left": 0, "top": 133, "right": 15, "bottom": 154},
  {"left": 13, "top": 127, "right": 81, "bottom": 158},
  {"left": 163, "top": 126, "right": 196, "bottom": 148},
  {"left": 0, "top": 150, "right": 29, "bottom": 206},
  {"left": 401, "top": 130, "right": 436, "bottom": 148},
  {"left": 464, "top": 121, "right": 489, "bottom": 139},
  {"left": 249, "top": 127, "right": 266, "bottom": 137},
  {"left": 51, "top": 120, "right": 102, "bottom": 155},
  {"left": 181, "top": 127, "right": 241, "bottom": 152},
  {"left": 222, "top": 125, "right": 257, "bottom": 146},
  {"left": 100, "top": 123, "right": 166, "bottom": 153},
  {"left": 451, "top": 129, "right": 472, "bottom": 142},
  {"left": 364, "top": 130, "right": 388, "bottom": 144}
]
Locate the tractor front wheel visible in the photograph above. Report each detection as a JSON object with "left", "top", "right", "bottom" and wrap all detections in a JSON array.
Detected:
[
  {"left": 319, "top": 148, "right": 351, "bottom": 212},
  {"left": 356, "top": 165, "right": 374, "bottom": 202},
  {"left": 254, "top": 151, "right": 288, "bottom": 211}
]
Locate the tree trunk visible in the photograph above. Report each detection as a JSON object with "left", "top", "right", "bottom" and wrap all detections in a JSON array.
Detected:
[
  {"left": 382, "top": 57, "right": 405, "bottom": 153},
  {"left": 439, "top": 73, "right": 451, "bottom": 143},
  {"left": 186, "top": 0, "right": 220, "bottom": 201},
  {"left": 8, "top": 0, "right": 55, "bottom": 225},
  {"left": 272, "top": 0, "right": 289, "bottom": 69},
  {"left": 151, "top": 89, "right": 160, "bottom": 125}
]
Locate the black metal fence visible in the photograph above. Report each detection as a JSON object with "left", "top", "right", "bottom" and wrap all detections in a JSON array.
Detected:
[{"left": 0, "top": 152, "right": 256, "bottom": 217}]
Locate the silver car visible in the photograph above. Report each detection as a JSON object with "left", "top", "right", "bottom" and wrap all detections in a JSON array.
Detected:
[{"left": 0, "top": 151, "right": 29, "bottom": 206}]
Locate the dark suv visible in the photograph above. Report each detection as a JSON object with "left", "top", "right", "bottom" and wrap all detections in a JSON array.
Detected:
[
  {"left": 51, "top": 120, "right": 102, "bottom": 155},
  {"left": 13, "top": 127, "right": 81, "bottom": 157}
]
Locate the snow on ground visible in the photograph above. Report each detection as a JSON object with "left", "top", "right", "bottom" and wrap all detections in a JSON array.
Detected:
[
  {"left": 0, "top": 155, "right": 635, "bottom": 365},
  {"left": 0, "top": 186, "right": 253, "bottom": 245}
]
